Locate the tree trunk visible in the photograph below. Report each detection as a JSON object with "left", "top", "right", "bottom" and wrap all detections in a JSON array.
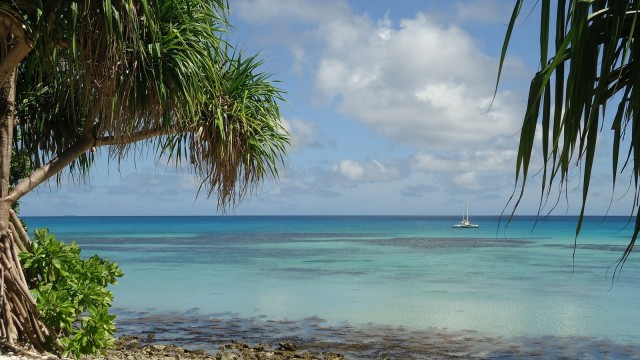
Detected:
[{"left": 0, "top": 49, "right": 59, "bottom": 355}]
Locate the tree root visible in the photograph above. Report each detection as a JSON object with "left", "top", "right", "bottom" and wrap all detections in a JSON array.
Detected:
[{"left": 0, "top": 220, "right": 61, "bottom": 355}]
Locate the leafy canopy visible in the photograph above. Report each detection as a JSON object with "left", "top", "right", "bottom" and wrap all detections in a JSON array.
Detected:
[
  {"left": 7, "top": 0, "right": 289, "bottom": 209},
  {"left": 498, "top": 0, "right": 640, "bottom": 271}
]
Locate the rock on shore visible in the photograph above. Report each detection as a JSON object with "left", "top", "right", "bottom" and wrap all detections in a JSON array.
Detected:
[
  {"left": 0, "top": 336, "right": 345, "bottom": 360},
  {"left": 82, "top": 336, "right": 345, "bottom": 360}
]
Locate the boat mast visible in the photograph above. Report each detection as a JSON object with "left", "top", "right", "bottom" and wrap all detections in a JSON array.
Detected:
[
  {"left": 466, "top": 200, "right": 469, "bottom": 222},
  {"left": 464, "top": 200, "right": 469, "bottom": 222}
]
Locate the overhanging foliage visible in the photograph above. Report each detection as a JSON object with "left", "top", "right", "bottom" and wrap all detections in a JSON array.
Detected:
[{"left": 498, "top": 0, "right": 640, "bottom": 271}]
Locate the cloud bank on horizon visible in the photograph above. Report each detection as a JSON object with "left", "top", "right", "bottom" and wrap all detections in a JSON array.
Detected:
[{"left": 21, "top": 0, "right": 630, "bottom": 216}]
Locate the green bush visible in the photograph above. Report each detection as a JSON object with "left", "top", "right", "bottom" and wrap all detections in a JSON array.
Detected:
[{"left": 20, "top": 228, "right": 124, "bottom": 358}]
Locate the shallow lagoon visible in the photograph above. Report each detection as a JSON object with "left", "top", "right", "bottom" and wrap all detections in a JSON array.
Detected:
[{"left": 23, "top": 216, "right": 640, "bottom": 358}]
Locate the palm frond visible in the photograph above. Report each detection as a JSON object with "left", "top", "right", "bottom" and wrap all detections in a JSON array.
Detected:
[
  {"left": 10, "top": 0, "right": 289, "bottom": 209},
  {"left": 160, "top": 48, "right": 289, "bottom": 209},
  {"left": 498, "top": 0, "right": 640, "bottom": 272}
]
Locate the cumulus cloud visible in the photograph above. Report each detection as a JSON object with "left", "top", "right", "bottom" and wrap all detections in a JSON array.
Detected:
[
  {"left": 236, "top": 0, "right": 524, "bottom": 153},
  {"left": 332, "top": 159, "right": 402, "bottom": 183},
  {"left": 451, "top": 171, "right": 482, "bottom": 190},
  {"left": 333, "top": 160, "right": 364, "bottom": 181},
  {"left": 413, "top": 148, "right": 516, "bottom": 174},
  {"left": 314, "top": 11, "right": 522, "bottom": 150},
  {"left": 281, "top": 117, "right": 329, "bottom": 150},
  {"left": 230, "top": 1, "right": 544, "bottom": 213}
]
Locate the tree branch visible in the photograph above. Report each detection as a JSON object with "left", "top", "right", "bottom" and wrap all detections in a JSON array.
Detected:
[
  {"left": 6, "top": 135, "right": 94, "bottom": 204},
  {"left": 94, "top": 128, "right": 164, "bottom": 146},
  {"left": 6, "top": 127, "right": 167, "bottom": 204}
]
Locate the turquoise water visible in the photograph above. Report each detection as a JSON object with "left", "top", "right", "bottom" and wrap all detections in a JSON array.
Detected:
[{"left": 22, "top": 215, "right": 640, "bottom": 356}]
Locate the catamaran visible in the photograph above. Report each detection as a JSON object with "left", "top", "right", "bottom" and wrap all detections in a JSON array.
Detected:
[{"left": 452, "top": 200, "right": 479, "bottom": 228}]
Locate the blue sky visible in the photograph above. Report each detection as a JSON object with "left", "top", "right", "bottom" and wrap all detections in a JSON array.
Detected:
[{"left": 20, "top": 0, "right": 633, "bottom": 216}]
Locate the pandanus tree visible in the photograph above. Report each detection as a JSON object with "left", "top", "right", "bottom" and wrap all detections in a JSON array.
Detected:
[
  {"left": 0, "top": 0, "right": 288, "bottom": 354},
  {"left": 499, "top": 1, "right": 640, "bottom": 269}
]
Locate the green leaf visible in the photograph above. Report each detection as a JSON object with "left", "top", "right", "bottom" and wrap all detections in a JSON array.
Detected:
[{"left": 21, "top": 228, "right": 123, "bottom": 357}]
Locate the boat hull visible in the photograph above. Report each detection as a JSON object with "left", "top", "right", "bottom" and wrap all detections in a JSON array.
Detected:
[{"left": 452, "top": 224, "right": 479, "bottom": 228}]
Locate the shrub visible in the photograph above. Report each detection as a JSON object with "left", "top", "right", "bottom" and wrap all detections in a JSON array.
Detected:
[{"left": 19, "top": 228, "right": 123, "bottom": 358}]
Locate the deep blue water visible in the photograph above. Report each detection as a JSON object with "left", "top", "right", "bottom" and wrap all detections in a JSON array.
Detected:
[{"left": 21, "top": 215, "right": 640, "bottom": 358}]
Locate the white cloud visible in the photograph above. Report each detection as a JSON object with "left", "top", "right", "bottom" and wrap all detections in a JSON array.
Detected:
[
  {"left": 313, "top": 11, "right": 522, "bottom": 150},
  {"left": 452, "top": 171, "right": 482, "bottom": 190},
  {"left": 237, "top": 0, "right": 526, "bottom": 153},
  {"left": 412, "top": 152, "right": 458, "bottom": 173},
  {"left": 332, "top": 159, "right": 402, "bottom": 183},
  {"left": 412, "top": 148, "right": 516, "bottom": 174},
  {"left": 235, "top": 1, "right": 527, "bottom": 202},
  {"left": 333, "top": 159, "right": 364, "bottom": 181},
  {"left": 281, "top": 117, "right": 329, "bottom": 150}
]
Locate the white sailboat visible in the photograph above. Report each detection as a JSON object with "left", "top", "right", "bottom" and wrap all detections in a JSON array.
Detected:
[{"left": 452, "top": 200, "right": 479, "bottom": 228}]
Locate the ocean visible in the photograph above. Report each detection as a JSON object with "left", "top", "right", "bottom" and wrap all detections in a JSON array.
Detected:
[{"left": 21, "top": 215, "right": 640, "bottom": 358}]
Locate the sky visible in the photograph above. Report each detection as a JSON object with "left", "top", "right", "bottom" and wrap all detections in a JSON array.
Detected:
[{"left": 19, "top": 0, "right": 635, "bottom": 216}]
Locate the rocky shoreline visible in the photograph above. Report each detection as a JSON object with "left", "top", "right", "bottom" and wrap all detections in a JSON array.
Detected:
[
  {"left": 2, "top": 314, "right": 640, "bottom": 359},
  {"left": 85, "top": 336, "right": 345, "bottom": 360},
  {"left": 2, "top": 337, "right": 346, "bottom": 360},
  {"left": 0, "top": 330, "right": 505, "bottom": 360}
]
